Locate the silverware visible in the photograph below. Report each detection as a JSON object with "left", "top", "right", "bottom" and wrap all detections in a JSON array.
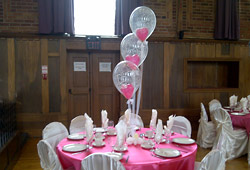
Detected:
[
  {"left": 125, "top": 155, "right": 130, "bottom": 163},
  {"left": 151, "top": 153, "right": 165, "bottom": 159},
  {"left": 71, "top": 152, "right": 83, "bottom": 155}
]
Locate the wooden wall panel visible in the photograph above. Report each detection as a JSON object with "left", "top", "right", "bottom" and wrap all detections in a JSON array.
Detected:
[
  {"left": 48, "top": 57, "right": 61, "bottom": 112},
  {"left": 0, "top": 39, "right": 8, "bottom": 100},
  {"left": 142, "top": 42, "right": 164, "bottom": 109},
  {"left": 7, "top": 38, "right": 16, "bottom": 101},
  {"left": 15, "top": 40, "right": 41, "bottom": 113},
  {"left": 190, "top": 43, "right": 215, "bottom": 58},
  {"left": 169, "top": 42, "right": 190, "bottom": 108}
]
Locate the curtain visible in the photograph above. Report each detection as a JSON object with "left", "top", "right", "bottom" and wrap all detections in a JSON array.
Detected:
[
  {"left": 38, "top": 0, "right": 74, "bottom": 35},
  {"left": 115, "top": 0, "right": 143, "bottom": 36},
  {"left": 214, "top": 0, "right": 239, "bottom": 40}
]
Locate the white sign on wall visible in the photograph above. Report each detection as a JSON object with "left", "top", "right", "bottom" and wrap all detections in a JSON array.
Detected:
[
  {"left": 99, "top": 62, "right": 111, "bottom": 72},
  {"left": 74, "top": 62, "right": 86, "bottom": 71}
]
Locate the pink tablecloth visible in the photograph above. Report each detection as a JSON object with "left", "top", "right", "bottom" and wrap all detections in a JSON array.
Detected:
[
  {"left": 57, "top": 128, "right": 197, "bottom": 170},
  {"left": 229, "top": 110, "right": 250, "bottom": 136}
]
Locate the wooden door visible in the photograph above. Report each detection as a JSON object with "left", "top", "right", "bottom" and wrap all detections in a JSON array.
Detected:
[
  {"left": 68, "top": 52, "right": 90, "bottom": 123},
  {"left": 67, "top": 51, "right": 120, "bottom": 126},
  {"left": 91, "top": 52, "right": 120, "bottom": 126}
]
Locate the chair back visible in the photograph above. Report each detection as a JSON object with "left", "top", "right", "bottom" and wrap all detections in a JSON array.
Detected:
[
  {"left": 118, "top": 113, "right": 144, "bottom": 128},
  {"left": 81, "top": 153, "right": 126, "bottom": 170},
  {"left": 42, "top": 122, "right": 69, "bottom": 151},
  {"left": 213, "top": 108, "right": 233, "bottom": 131},
  {"left": 171, "top": 116, "right": 192, "bottom": 138},
  {"left": 37, "top": 140, "right": 62, "bottom": 170},
  {"left": 69, "top": 115, "right": 86, "bottom": 134},
  {"left": 209, "top": 99, "right": 222, "bottom": 113},
  {"left": 200, "top": 103, "right": 208, "bottom": 121},
  {"left": 196, "top": 149, "right": 225, "bottom": 170}
]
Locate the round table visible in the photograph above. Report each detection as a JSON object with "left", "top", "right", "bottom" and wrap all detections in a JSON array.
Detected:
[{"left": 56, "top": 128, "right": 197, "bottom": 170}]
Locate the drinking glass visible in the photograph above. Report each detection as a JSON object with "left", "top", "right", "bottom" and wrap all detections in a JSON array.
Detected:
[
  {"left": 108, "top": 120, "right": 114, "bottom": 128},
  {"left": 154, "top": 135, "right": 162, "bottom": 149},
  {"left": 165, "top": 128, "right": 171, "bottom": 144}
]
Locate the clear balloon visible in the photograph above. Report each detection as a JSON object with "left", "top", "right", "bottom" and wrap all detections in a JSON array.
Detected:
[
  {"left": 113, "top": 61, "right": 142, "bottom": 99},
  {"left": 120, "top": 33, "right": 148, "bottom": 67},
  {"left": 129, "top": 6, "right": 156, "bottom": 42}
]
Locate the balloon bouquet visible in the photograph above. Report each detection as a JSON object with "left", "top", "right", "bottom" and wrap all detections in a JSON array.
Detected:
[{"left": 113, "top": 6, "right": 156, "bottom": 126}]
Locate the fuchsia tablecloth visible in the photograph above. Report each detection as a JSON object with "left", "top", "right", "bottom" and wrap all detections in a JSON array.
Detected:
[
  {"left": 228, "top": 109, "right": 250, "bottom": 136},
  {"left": 57, "top": 128, "right": 197, "bottom": 170}
]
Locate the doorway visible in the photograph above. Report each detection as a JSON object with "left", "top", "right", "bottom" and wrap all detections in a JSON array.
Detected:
[{"left": 67, "top": 51, "right": 120, "bottom": 126}]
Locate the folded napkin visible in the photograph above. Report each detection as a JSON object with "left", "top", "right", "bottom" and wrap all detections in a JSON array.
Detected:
[
  {"left": 115, "top": 120, "right": 127, "bottom": 148},
  {"left": 155, "top": 119, "right": 163, "bottom": 142},
  {"left": 84, "top": 113, "right": 93, "bottom": 142},
  {"left": 229, "top": 95, "right": 238, "bottom": 107},
  {"left": 167, "top": 115, "right": 175, "bottom": 130},
  {"left": 124, "top": 109, "right": 131, "bottom": 125},
  {"left": 126, "top": 133, "right": 143, "bottom": 145},
  {"left": 101, "top": 110, "right": 109, "bottom": 129},
  {"left": 240, "top": 97, "right": 248, "bottom": 111},
  {"left": 149, "top": 109, "right": 158, "bottom": 129}
]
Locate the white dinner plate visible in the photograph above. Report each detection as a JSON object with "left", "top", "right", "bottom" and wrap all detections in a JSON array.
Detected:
[
  {"left": 224, "top": 106, "right": 231, "bottom": 109},
  {"left": 172, "top": 138, "right": 196, "bottom": 145},
  {"left": 67, "top": 134, "right": 85, "bottom": 140},
  {"left": 113, "top": 145, "right": 128, "bottom": 152},
  {"left": 94, "top": 127, "right": 107, "bottom": 133},
  {"left": 107, "top": 131, "right": 117, "bottom": 136},
  {"left": 92, "top": 141, "right": 105, "bottom": 147},
  {"left": 62, "top": 144, "right": 87, "bottom": 152},
  {"left": 141, "top": 143, "right": 154, "bottom": 149},
  {"left": 231, "top": 112, "right": 246, "bottom": 116},
  {"left": 154, "top": 148, "right": 181, "bottom": 158},
  {"left": 105, "top": 152, "right": 123, "bottom": 161}
]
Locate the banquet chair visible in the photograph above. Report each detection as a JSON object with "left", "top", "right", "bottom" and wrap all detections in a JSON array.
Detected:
[
  {"left": 81, "top": 153, "right": 126, "bottom": 170},
  {"left": 69, "top": 115, "right": 86, "bottom": 134},
  {"left": 42, "top": 122, "right": 69, "bottom": 151},
  {"left": 196, "top": 103, "right": 216, "bottom": 148},
  {"left": 37, "top": 140, "right": 62, "bottom": 170},
  {"left": 208, "top": 99, "right": 222, "bottom": 123},
  {"left": 118, "top": 113, "right": 144, "bottom": 128},
  {"left": 171, "top": 116, "right": 192, "bottom": 138},
  {"left": 212, "top": 108, "right": 248, "bottom": 161},
  {"left": 194, "top": 149, "right": 226, "bottom": 170}
]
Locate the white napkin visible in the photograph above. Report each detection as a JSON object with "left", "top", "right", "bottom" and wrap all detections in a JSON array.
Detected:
[
  {"left": 155, "top": 119, "right": 163, "bottom": 142},
  {"left": 240, "top": 97, "right": 248, "bottom": 111},
  {"left": 84, "top": 113, "right": 93, "bottom": 142},
  {"left": 124, "top": 109, "right": 131, "bottom": 125},
  {"left": 115, "top": 120, "right": 127, "bottom": 147},
  {"left": 149, "top": 109, "right": 158, "bottom": 129},
  {"left": 247, "top": 95, "right": 250, "bottom": 108},
  {"left": 229, "top": 95, "right": 238, "bottom": 107},
  {"left": 126, "top": 133, "right": 143, "bottom": 145},
  {"left": 167, "top": 115, "right": 175, "bottom": 130},
  {"left": 101, "top": 110, "right": 109, "bottom": 129}
]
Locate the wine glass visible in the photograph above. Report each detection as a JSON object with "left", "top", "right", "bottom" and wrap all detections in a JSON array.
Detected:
[
  {"left": 154, "top": 134, "right": 162, "bottom": 149},
  {"left": 164, "top": 128, "right": 171, "bottom": 144}
]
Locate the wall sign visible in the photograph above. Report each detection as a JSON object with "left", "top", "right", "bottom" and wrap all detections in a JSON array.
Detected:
[
  {"left": 99, "top": 62, "right": 111, "bottom": 72},
  {"left": 86, "top": 36, "right": 101, "bottom": 50},
  {"left": 74, "top": 62, "right": 86, "bottom": 71}
]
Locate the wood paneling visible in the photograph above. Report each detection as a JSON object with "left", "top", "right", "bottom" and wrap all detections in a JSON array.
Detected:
[
  {"left": 142, "top": 42, "right": 164, "bottom": 109},
  {"left": 0, "top": 39, "right": 8, "bottom": 100},
  {"left": 15, "top": 40, "right": 41, "bottom": 113},
  {"left": 7, "top": 38, "right": 16, "bottom": 101},
  {"left": 41, "top": 39, "right": 49, "bottom": 113}
]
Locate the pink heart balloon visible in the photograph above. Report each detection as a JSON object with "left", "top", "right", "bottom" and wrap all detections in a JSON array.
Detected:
[
  {"left": 136, "top": 27, "right": 149, "bottom": 42},
  {"left": 125, "top": 54, "right": 140, "bottom": 66},
  {"left": 120, "top": 84, "right": 134, "bottom": 99}
]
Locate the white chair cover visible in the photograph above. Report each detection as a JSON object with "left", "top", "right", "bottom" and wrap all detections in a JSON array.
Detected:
[
  {"left": 81, "top": 153, "right": 126, "bottom": 170},
  {"left": 197, "top": 103, "right": 216, "bottom": 148},
  {"left": 37, "top": 140, "right": 62, "bottom": 170},
  {"left": 118, "top": 113, "right": 144, "bottom": 128},
  {"left": 69, "top": 115, "right": 86, "bottom": 134},
  {"left": 212, "top": 108, "right": 248, "bottom": 160},
  {"left": 42, "top": 122, "right": 69, "bottom": 152},
  {"left": 194, "top": 149, "right": 226, "bottom": 170},
  {"left": 208, "top": 99, "right": 222, "bottom": 123},
  {"left": 171, "top": 116, "right": 192, "bottom": 138}
]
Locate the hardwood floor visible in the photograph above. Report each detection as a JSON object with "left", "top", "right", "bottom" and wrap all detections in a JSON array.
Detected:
[{"left": 12, "top": 137, "right": 250, "bottom": 170}]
